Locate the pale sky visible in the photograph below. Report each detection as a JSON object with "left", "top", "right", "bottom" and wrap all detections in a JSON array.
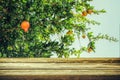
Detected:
[{"left": 80, "top": 0, "right": 120, "bottom": 58}]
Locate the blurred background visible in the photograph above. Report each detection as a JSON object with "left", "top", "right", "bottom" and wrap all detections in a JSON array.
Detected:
[
  {"left": 0, "top": 0, "right": 119, "bottom": 58},
  {"left": 79, "top": 0, "right": 120, "bottom": 58}
]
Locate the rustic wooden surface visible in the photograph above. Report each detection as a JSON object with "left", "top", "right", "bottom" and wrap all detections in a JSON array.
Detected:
[
  {"left": 0, "top": 58, "right": 120, "bottom": 63},
  {"left": 0, "top": 58, "right": 120, "bottom": 80}
]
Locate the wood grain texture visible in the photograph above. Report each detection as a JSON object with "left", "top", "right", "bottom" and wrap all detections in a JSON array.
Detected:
[
  {"left": 0, "top": 58, "right": 120, "bottom": 63},
  {"left": 0, "top": 75, "right": 120, "bottom": 80},
  {"left": 0, "top": 58, "right": 120, "bottom": 80}
]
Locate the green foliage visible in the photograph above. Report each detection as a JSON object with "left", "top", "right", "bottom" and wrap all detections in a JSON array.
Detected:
[{"left": 0, "top": 0, "right": 117, "bottom": 58}]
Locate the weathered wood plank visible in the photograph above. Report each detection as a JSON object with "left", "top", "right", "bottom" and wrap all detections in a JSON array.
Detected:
[
  {"left": 0, "top": 69, "right": 120, "bottom": 76},
  {"left": 0, "top": 58, "right": 120, "bottom": 80},
  {"left": 0, "top": 75, "right": 120, "bottom": 80},
  {"left": 0, "top": 58, "right": 120, "bottom": 63},
  {"left": 0, "top": 63, "right": 120, "bottom": 70}
]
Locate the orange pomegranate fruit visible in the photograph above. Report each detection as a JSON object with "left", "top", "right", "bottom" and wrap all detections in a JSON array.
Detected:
[
  {"left": 87, "top": 10, "right": 93, "bottom": 14},
  {"left": 82, "top": 34, "right": 86, "bottom": 39},
  {"left": 20, "top": 21, "right": 30, "bottom": 32},
  {"left": 82, "top": 11, "right": 87, "bottom": 16},
  {"left": 88, "top": 48, "right": 92, "bottom": 53}
]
